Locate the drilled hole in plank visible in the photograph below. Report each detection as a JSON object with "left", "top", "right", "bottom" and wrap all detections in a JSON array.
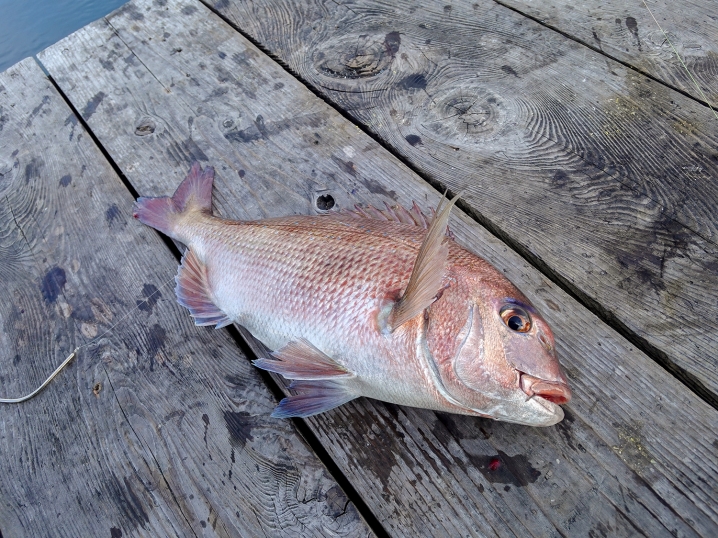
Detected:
[{"left": 316, "top": 194, "right": 335, "bottom": 211}]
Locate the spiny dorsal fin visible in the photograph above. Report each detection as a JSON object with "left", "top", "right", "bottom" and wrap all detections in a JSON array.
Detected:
[
  {"left": 341, "top": 201, "right": 455, "bottom": 239},
  {"left": 388, "top": 193, "right": 460, "bottom": 331}
]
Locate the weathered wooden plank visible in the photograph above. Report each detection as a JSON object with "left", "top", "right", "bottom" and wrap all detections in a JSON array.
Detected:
[
  {"left": 0, "top": 58, "right": 370, "bottom": 537},
  {"left": 203, "top": 0, "right": 718, "bottom": 400},
  {"left": 39, "top": 1, "right": 718, "bottom": 536},
  {"left": 497, "top": 0, "right": 718, "bottom": 108}
]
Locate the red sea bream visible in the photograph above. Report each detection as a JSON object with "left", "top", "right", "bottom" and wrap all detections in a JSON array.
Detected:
[{"left": 133, "top": 163, "right": 571, "bottom": 426}]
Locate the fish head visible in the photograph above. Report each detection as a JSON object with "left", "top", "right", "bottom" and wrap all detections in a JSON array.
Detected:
[{"left": 427, "top": 268, "right": 571, "bottom": 426}]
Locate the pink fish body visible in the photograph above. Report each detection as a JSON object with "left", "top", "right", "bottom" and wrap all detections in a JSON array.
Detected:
[{"left": 134, "top": 163, "right": 571, "bottom": 426}]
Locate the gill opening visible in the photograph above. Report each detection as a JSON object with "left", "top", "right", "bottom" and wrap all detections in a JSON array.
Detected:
[{"left": 418, "top": 332, "right": 467, "bottom": 412}]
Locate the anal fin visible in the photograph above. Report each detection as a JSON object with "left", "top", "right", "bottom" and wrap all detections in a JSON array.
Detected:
[
  {"left": 175, "top": 248, "right": 232, "bottom": 328},
  {"left": 271, "top": 380, "right": 357, "bottom": 418},
  {"left": 253, "top": 338, "right": 353, "bottom": 380}
]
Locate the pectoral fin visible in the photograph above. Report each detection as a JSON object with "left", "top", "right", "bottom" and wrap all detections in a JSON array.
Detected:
[{"left": 388, "top": 193, "right": 460, "bottom": 330}]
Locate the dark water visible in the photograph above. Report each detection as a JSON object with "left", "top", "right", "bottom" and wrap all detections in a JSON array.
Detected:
[{"left": 0, "top": 0, "right": 128, "bottom": 73}]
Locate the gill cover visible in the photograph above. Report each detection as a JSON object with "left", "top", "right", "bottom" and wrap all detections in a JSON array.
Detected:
[
  {"left": 451, "top": 304, "right": 519, "bottom": 404},
  {"left": 422, "top": 286, "right": 506, "bottom": 417}
]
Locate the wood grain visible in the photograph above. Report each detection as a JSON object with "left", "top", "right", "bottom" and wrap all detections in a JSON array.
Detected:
[
  {"left": 203, "top": 0, "right": 718, "bottom": 400},
  {"left": 497, "top": 0, "right": 718, "bottom": 108},
  {"left": 0, "top": 58, "right": 370, "bottom": 538},
  {"left": 39, "top": 1, "right": 718, "bottom": 535}
]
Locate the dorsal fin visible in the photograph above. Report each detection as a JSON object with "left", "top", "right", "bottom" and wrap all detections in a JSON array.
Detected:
[
  {"left": 341, "top": 201, "right": 454, "bottom": 239},
  {"left": 388, "top": 194, "right": 461, "bottom": 331}
]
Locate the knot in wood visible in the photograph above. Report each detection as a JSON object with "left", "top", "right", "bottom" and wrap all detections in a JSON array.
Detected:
[
  {"left": 420, "top": 86, "right": 512, "bottom": 146},
  {"left": 135, "top": 117, "right": 156, "bottom": 136},
  {"left": 316, "top": 194, "right": 335, "bottom": 211},
  {"left": 314, "top": 34, "right": 396, "bottom": 79}
]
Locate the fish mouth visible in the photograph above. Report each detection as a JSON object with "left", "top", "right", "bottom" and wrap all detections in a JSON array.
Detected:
[{"left": 519, "top": 372, "right": 572, "bottom": 405}]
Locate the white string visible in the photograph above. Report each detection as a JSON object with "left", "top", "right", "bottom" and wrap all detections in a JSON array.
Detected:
[
  {"left": 641, "top": 0, "right": 717, "bottom": 120},
  {"left": 0, "top": 276, "right": 176, "bottom": 404},
  {"left": 0, "top": 349, "right": 79, "bottom": 403}
]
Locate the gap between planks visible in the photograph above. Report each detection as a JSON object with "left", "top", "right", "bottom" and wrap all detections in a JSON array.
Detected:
[
  {"left": 41, "top": 60, "right": 390, "bottom": 538},
  {"left": 196, "top": 1, "right": 718, "bottom": 412}
]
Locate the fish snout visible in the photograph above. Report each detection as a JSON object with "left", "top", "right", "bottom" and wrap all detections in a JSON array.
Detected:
[{"left": 519, "top": 372, "right": 572, "bottom": 405}]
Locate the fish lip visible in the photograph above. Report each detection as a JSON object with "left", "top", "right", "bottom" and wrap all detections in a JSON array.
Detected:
[{"left": 519, "top": 371, "right": 572, "bottom": 405}]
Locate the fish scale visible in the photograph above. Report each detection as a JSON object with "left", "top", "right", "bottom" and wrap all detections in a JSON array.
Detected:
[
  {"left": 205, "top": 220, "right": 413, "bottom": 336},
  {"left": 134, "top": 163, "right": 572, "bottom": 425}
]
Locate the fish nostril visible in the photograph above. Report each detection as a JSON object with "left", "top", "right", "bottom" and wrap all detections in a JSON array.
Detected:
[
  {"left": 538, "top": 331, "right": 552, "bottom": 351},
  {"left": 316, "top": 194, "right": 335, "bottom": 211}
]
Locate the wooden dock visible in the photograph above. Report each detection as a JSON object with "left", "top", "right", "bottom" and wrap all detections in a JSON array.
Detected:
[{"left": 1, "top": 0, "right": 716, "bottom": 535}]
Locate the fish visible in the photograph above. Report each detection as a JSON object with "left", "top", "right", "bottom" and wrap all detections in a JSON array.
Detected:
[{"left": 133, "top": 162, "right": 571, "bottom": 426}]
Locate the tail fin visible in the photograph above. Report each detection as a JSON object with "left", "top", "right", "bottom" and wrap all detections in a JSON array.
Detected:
[{"left": 133, "top": 162, "right": 215, "bottom": 237}]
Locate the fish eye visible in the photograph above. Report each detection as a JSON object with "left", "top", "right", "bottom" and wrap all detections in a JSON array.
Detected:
[{"left": 500, "top": 305, "right": 531, "bottom": 333}]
